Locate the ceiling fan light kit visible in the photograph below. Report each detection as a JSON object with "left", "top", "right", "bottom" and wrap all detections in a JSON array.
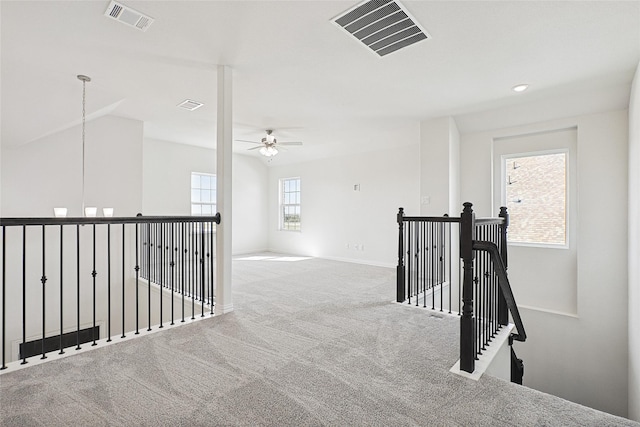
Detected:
[
  {"left": 259, "top": 146, "right": 278, "bottom": 157},
  {"left": 237, "top": 129, "right": 303, "bottom": 158}
]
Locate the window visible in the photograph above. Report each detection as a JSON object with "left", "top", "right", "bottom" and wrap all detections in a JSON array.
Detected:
[
  {"left": 503, "top": 151, "right": 567, "bottom": 245},
  {"left": 280, "top": 177, "right": 301, "bottom": 231},
  {"left": 191, "top": 173, "right": 216, "bottom": 216}
]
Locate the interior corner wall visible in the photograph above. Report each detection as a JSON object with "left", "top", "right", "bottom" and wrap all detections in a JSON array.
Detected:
[
  {"left": 460, "top": 109, "right": 629, "bottom": 417},
  {"left": 142, "top": 139, "right": 268, "bottom": 254},
  {"left": 267, "top": 143, "right": 420, "bottom": 267},
  {"left": 420, "top": 117, "right": 460, "bottom": 215},
  {"left": 628, "top": 61, "right": 640, "bottom": 423},
  {"left": 1, "top": 115, "right": 143, "bottom": 217}
]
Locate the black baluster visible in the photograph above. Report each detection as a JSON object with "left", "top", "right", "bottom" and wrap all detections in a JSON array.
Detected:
[
  {"left": 182, "top": 222, "right": 186, "bottom": 323},
  {"left": 1, "top": 226, "right": 6, "bottom": 369},
  {"left": 159, "top": 223, "right": 164, "bottom": 329},
  {"left": 431, "top": 221, "right": 436, "bottom": 310},
  {"left": 135, "top": 223, "right": 140, "bottom": 335},
  {"left": 122, "top": 224, "right": 126, "bottom": 339},
  {"left": 201, "top": 223, "right": 205, "bottom": 318},
  {"left": 416, "top": 222, "right": 419, "bottom": 304},
  {"left": 107, "top": 224, "right": 111, "bottom": 342},
  {"left": 423, "top": 222, "right": 427, "bottom": 308},
  {"left": 76, "top": 224, "right": 81, "bottom": 351},
  {"left": 448, "top": 219, "right": 452, "bottom": 314},
  {"left": 41, "top": 225, "right": 47, "bottom": 359},
  {"left": 191, "top": 223, "right": 195, "bottom": 320},
  {"left": 170, "top": 223, "right": 175, "bottom": 326},
  {"left": 210, "top": 220, "right": 215, "bottom": 314},
  {"left": 59, "top": 225, "right": 64, "bottom": 355},
  {"left": 407, "top": 218, "right": 412, "bottom": 305},
  {"left": 92, "top": 224, "right": 97, "bottom": 346},
  {"left": 438, "top": 221, "right": 443, "bottom": 312},
  {"left": 22, "top": 226, "right": 27, "bottom": 364},
  {"left": 147, "top": 223, "right": 152, "bottom": 332}
]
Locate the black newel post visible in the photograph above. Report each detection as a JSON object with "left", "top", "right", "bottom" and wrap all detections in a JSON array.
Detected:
[
  {"left": 497, "top": 206, "right": 509, "bottom": 326},
  {"left": 396, "top": 208, "right": 406, "bottom": 303},
  {"left": 460, "top": 202, "right": 476, "bottom": 373}
]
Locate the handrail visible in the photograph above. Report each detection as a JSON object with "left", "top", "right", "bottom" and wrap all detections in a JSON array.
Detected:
[
  {"left": 472, "top": 240, "right": 526, "bottom": 342},
  {"left": 0, "top": 213, "right": 221, "bottom": 227},
  {"left": 475, "top": 217, "right": 504, "bottom": 226},
  {"left": 401, "top": 216, "right": 461, "bottom": 223}
]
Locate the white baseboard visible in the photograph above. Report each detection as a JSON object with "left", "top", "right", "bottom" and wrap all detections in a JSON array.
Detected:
[{"left": 320, "top": 256, "right": 395, "bottom": 269}]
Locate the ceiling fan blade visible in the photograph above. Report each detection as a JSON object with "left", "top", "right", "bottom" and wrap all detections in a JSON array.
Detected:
[
  {"left": 235, "top": 139, "right": 261, "bottom": 144},
  {"left": 279, "top": 141, "right": 303, "bottom": 146},
  {"left": 247, "top": 146, "right": 263, "bottom": 151}
]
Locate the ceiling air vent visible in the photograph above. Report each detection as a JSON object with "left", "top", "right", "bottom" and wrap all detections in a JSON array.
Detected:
[
  {"left": 177, "top": 99, "right": 204, "bottom": 111},
  {"left": 104, "top": 1, "right": 154, "bottom": 32},
  {"left": 332, "top": 0, "right": 429, "bottom": 57}
]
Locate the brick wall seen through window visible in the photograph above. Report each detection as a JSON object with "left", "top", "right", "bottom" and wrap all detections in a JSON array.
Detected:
[{"left": 504, "top": 152, "right": 566, "bottom": 245}]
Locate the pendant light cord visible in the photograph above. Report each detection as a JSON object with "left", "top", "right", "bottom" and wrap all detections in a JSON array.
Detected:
[{"left": 77, "top": 75, "right": 91, "bottom": 215}]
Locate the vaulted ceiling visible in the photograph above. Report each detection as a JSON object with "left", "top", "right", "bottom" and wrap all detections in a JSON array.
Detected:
[{"left": 2, "top": 1, "right": 639, "bottom": 164}]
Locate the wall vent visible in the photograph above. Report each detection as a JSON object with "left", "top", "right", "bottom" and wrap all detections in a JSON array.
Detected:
[
  {"left": 19, "top": 326, "right": 99, "bottom": 359},
  {"left": 332, "top": 0, "right": 429, "bottom": 57},
  {"left": 177, "top": 99, "right": 204, "bottom": 111},
  {"left": 104, "top": 1, "right": 154, "bottom": 32}
]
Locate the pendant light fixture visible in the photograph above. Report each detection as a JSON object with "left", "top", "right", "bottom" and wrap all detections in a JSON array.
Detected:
[
  {"left": 77, "top": 75, "right": 97, "bottom": 217},
  {"left": 76, "top": 74, "right": 114, "bottom": 217}
]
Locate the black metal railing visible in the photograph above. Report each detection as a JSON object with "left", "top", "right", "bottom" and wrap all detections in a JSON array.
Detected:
[
  {"left": 0, "top": 213, "right": 220, "bottom": 370},
  {"left": 396, "top": 208, "right": 459, "bottom": 313},
  {"left": 397, "top": 203, "right": 526, "bottom": 375},
  {"left": 140, "top": 221, "right": 217, "bottom": 324}
]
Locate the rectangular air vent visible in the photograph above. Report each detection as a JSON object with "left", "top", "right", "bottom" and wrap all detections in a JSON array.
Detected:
[
  {"left": 19, "top": 326, "right": 99, "bottom": 359},
  {"left": 332, "top": 0, "right": 429, "bottom": 57},
  {"left": 177, "top": 99, "right": 204, "bottom": 111},
  {"left": 104, "top": 1, "right": 154, "bottom": 32}
]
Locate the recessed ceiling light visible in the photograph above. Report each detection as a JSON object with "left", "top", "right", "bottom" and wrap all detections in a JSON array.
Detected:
[{"left": 512, "top": 84, "right": 529, "bottom": 93}]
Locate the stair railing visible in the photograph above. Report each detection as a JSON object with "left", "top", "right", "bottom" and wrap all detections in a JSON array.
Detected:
[
  {"left": 0, "top": 213, "right": 220, "bottom": 370},
  {"left": 398, "top": 202, "right": 526, "bottom": 375}
]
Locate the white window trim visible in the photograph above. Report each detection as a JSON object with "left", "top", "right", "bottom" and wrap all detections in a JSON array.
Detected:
[
  {"left": 279, "top": 177, "right": 301, "bottom": 232},
  {"left": 500, "top": 148, "right": 570, "bottom": 250},
  {"left": 191, "top": 172, "right": 217, "bottom": 217}
]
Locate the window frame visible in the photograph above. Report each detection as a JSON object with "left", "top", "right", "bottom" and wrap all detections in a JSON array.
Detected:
[
  {"left": 190, "top": 172, "right": 217, "bottom": 217},
  {"left": 500, "top": 148, "right": 570, "bottom": 249},
  {"left": 279, "top": 177, "right": 301, "bottom": 232}
]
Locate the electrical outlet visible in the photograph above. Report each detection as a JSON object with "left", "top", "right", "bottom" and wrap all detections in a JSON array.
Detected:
[{"left": 421, "top": 196, "right": 431, "bottom": 205}]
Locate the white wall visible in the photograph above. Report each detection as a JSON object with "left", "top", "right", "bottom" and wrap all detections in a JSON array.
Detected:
[
  {"left": 2, "top": 115, "right": 143, "bottom": 217},
  {"left": 142, "top": 138, "right": 269, "bottom": 254},
  {"left": 628, "top": 61, "right": 640, "bottom": 422},
  {"left": 460, "top": 110, "right": 629, "bottom": 417},
  {"left": 267, "top": 144, "right": 420, "bottom": 267}
]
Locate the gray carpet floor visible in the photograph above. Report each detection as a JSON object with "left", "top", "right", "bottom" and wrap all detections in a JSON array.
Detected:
[{"left": 0, "top": 254, "right": 637, "bottom": 426}]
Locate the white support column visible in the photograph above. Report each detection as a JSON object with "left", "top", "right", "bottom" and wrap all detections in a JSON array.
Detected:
[
  {"left": 419, "top": 116, "right": 460, "bottom": 216},
  {"left": 215, "top": 65, "right": 233, "bottom": 314}
]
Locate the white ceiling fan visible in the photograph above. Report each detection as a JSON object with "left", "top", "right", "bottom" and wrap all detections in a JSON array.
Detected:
[{"left": 236, "top": 129, "right": 302, "bottom": 157}]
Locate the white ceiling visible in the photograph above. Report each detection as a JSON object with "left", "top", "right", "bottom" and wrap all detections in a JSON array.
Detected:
[{"left": 2, "top": 1, "right": 639, "bottom": 165}]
